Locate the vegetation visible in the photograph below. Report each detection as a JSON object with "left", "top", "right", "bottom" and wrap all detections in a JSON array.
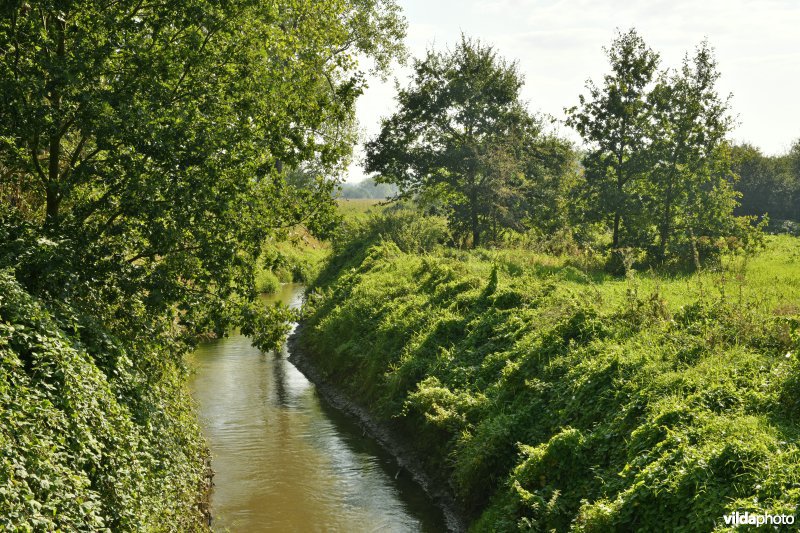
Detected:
[
  {"left": 0, "top": 269, "right": 207, "bottom": 530},
  {"left": 366, "top": 30, "right": 765, "bottom": 269},
  {"left": 2, "top": 0, "right": 797, "bottom": 528},
  {"left": 339, "top": 177, "right": 399, "bottom": 199},
  {"left": 567, "top": 30, "right": 749, "bottom": 268},
  {"left": 566, "top": 30, "right": 660, "bottom": 252},
  {"left": 365, "top": 36, "right": 574, "bottom": 248},
  {"left": 0, "top": 0, "right": 405, "bottom": 528},
  {"left": 298, "top": 211, "right": 800, "bottom": 531},
  {"left": 255, "top": 228, "right": 329, "bottom": 293},
  {"left": 732, "top": 142, "right": 800, "bottom": 229}
]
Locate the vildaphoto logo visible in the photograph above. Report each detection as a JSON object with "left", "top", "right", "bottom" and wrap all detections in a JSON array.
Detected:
[{"left": 722, "top": 511, "right": 795, "bottom": 526}]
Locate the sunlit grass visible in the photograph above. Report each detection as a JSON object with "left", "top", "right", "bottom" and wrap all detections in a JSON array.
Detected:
[
  {"left": 299, "top": 218, "right": 800, "bottom": 531},
  {"left": 336, "top": 197, "right": 387, "bottom": 219}
]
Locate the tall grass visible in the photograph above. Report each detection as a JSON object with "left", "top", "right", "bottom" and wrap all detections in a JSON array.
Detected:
[{"left": 298, "top": 213, "right": 800, "bottom": 531}]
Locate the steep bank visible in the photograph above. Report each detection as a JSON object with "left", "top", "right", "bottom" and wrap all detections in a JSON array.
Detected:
[
  {"left": 0, "top": 272, "right": 208, "bottom": 530},
  {"left": 295, "top": 225, "right": 800, "bottom": 531},
  {"left": 288, "top": 324, "right": 468, "bottom": 532}
]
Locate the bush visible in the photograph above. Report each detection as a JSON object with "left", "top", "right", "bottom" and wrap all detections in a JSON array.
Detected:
[
  {"left": 255, "top": 267, "right": 281, "bottom": 293},
  {"left": 0, "top": 272, "right": 207, "bottom": 530},
  {"left": 333, "top": 208, "right": 450, "bottom": 255}
]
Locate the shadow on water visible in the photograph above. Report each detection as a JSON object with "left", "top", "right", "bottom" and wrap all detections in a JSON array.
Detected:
[{"left": 190, "top": 283, "right": 446, "bottom": 532}]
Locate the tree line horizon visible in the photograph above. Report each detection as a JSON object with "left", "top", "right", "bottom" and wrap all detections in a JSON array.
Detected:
[{"left": 364, "top": 29, "right": 799, "bottom": 267}]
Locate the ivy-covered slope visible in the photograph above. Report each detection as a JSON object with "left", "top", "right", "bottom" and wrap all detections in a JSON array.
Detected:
[
  {"left": 298, "top": 227, "right": 800, "bottom": 531},
  {"left": 0, "top": 271, "right": 207, "bottom": 531}
]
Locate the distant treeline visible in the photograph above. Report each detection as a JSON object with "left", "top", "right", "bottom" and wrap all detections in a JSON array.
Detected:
[
  {"left": 732, "top": 142, "right": 800, "bottom": 226},
  {"left": 339, "top": 177, "right": 399, "bottom": 199}
]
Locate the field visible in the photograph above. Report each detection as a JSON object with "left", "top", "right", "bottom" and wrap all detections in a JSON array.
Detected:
[{"left": 336, "top": 198, "right": 388, "bottom": 218}]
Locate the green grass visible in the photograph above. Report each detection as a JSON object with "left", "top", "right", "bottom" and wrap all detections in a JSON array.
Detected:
[
  {"left": 255, "top": 227, "right": 330, "bottom": 293},
  {"left": 485, "top": 234, "right": 800, "bottom": 315},
  {"left": 298, "top": 214, "right": 800, "bottom": 531},
  {"left": 336, "top": 197, "right": 388, "bottom": 220}
]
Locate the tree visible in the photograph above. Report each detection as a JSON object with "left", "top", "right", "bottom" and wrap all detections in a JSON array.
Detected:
[
  {"left": 732, "top": 142, "right": 800, "bottom": 224},
  {"left": 365, "top": 36, "right": 570, "bottom": 247},
  {"left": 0, "top": 0, "right": 405, "bottom": 338},
  {"left": 648, "top": 41, "right": 737, "bottom": 261},
  {"left": 566, "top": 29, "right": 660, "bottom": 249},
  {"left": 792, "top": 140, "right": 800, "bottom": 221},
  {"left": 569, "top": 30, "right": 753, "bottom": 267}
]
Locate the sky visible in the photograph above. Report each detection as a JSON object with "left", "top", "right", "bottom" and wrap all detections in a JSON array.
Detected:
[{"left": 347, "top": 0, "right": 800, "bottom": 182}]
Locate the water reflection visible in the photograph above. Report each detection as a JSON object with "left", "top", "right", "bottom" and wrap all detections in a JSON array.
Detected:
[{"left": 190, "top": 284, "right": 445, "bottom": 532}]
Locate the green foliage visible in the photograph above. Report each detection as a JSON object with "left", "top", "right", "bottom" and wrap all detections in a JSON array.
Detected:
[
  {"left": 365, "top": 36, "right": 574, "bottom": 247},
  {"left": 239, "top": 301, "right": 299, "bottom": 353},
  {"left": 299, "top": 233, "right": 800, "bottom": 531},
  {"left": 254, "top": 268, "right": 281, "bottom": 294},
  {"left": 255, "top": 228, "right": 330, "bottom": 293},
  {"left": 0, "top": 272, "right": 207, "bottom": 530},
  {"left": 566, "top": 29, "right": 660, "bottom": 250},
  {"left": 0, "top": 0, "right": 406, "bottom": 527},
  {"left": 567, "top": 30, "right": 746, "bottom": 268},
  {"left": 0, "top": 0, "right": 406, "bottom": 336},
  {"left": 732, "top": 142, "right": 800, "bottom": 225},
  {"left": 329, "top": 206, "right": 450, "bottom": 259}
]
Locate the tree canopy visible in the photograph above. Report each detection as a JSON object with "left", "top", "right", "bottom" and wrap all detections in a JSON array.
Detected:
[
  {"left": 566, "top": 29, "right": 660, "bottom": 249},
  {"left": 0, "top": 2, "right": 406, "bottom": 527},
  {"left": 567, "top": 29, "right": 750, "bottom": 266},
  {"left": 1, "top": 0, "right": 406, "bottom": 339},
  {"left": 365, "top": 36, "right": 572, "bottom": 247},
  {"left": 732, "top": 141, "right": 800, "bottom": 225}
]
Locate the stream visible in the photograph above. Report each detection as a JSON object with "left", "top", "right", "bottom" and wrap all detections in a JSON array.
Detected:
[{"left": 190, "top": 283, "right": 447, "bottom": 531}]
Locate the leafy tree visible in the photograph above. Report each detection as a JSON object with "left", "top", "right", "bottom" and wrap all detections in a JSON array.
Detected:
[
  {"left": 648, "top": 42, "right": 737, "bottom": 262},
  {"left": 792, "top": 139, "right": 800, "bottom": 221},
  {"left": 733, "top": 142, "right": 800, "bottom": 223},
  {"left": 0, "top": 0, "right": 405, "bottom": 339},
  {"left": 566, "top": 29, "right": 660, "bottom": 249},
  {"left": 0, "top": 1, "right": 405, "bottom": 527},
  {"left": 569, "top": 30, "right": 755, "bottom": 267},
  {"left": 365, "top": 36, "right": 570, "bottom": 247}
]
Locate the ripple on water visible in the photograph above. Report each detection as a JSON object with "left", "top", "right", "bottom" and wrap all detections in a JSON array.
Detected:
[{"left": 190, "top": 284, "right": 446, "bottom": 532}]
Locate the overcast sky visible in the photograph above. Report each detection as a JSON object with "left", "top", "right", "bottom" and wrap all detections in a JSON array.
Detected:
[{"left": 347, "top": 0, "right": 800, "bottom": 182}]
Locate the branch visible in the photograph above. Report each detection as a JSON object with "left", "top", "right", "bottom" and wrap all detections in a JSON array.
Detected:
[
  {"left": 126, "top": 244, "right": 203, "bottom": 264},
  {"left": 29, "top": 133, "right": 48, "bottom": 186},
  {"left": 169, "top": 24, "right": 219, "bottom": 101}
]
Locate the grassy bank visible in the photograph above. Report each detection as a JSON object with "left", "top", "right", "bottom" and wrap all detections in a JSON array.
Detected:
[
  {"left": 255, "top": 228, "right": 330, "bottom": 293},
  {"left": 254, "top": 200, "right": 388, "bottom": 293},
  {"left": 297, "top": 214, "right": 800, "bottom": 531}
]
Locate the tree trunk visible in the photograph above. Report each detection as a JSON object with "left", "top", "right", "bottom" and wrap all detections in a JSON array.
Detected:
[
  {"left": 613, "top": 145, "right": 625, "bottom": 249},
  {"left": 469, "top": 173, "right": 480, "bottom": 248},
  {"left": 44, "top": 15, "right": 66, "bottom": 228},
  {"left": 658, "top": 178, "right": 674, "bottom": 259},
  {"left": 471, "top": 207, "right": 480, "bottom": 248},
  {"left": 689, "top": 225, "right": 700, "bottom": 270},
  {"left": 45, "top": 186, "right": 61, "bottom": 226}
]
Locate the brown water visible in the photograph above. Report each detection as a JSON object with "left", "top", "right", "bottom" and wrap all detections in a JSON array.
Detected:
[{"left": 190, "top": 284, "right": 446, "bottom": 532}]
